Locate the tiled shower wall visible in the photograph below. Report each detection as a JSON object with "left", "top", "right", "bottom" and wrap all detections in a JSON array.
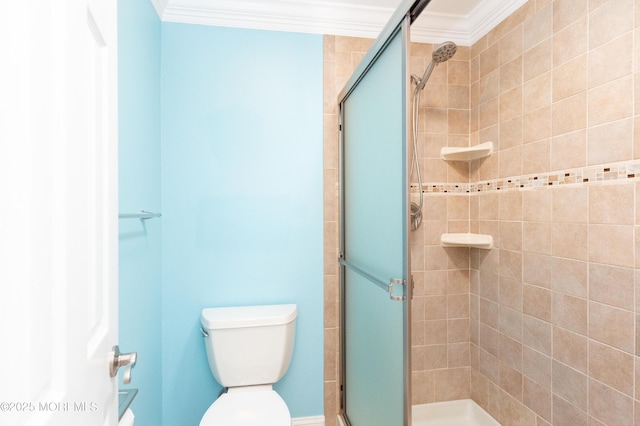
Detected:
[
  {"left": 467, "top": 0, "right": 640, "bottom": 424},
  {"left": 325, "top": 0, "right": 640, "bottom": 424}
]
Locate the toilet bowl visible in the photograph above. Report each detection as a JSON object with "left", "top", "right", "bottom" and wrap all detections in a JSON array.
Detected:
[
  {"left": 199, "top": 304, "right": 297, "bottom": 426},
  {"left": 200, "top": 385, "right": 290, "bottom": 426}
]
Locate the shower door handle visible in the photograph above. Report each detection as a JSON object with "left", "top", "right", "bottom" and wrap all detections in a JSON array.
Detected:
[
  {"left": 339, "top": 258, "right": 407, "bottom": 301},
  {"left": 109, "top": 345, "right": 137, "bottom": 384}
]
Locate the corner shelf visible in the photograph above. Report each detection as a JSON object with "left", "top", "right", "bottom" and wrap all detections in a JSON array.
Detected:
[
  {"left": 441, "top": 233, "right": 493, "bottom": 249},
  {"left": 440, "top": 141, "right": 493, "bottom": 162}
]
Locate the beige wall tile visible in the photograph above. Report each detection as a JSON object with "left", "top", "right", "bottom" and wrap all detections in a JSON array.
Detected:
[
  {"left": 588, "top": 33, "right": 633, "bottom": 89},
  {"left": 434, "top": 367, "right": 471, "bottom": 401},
  {"left": 589, "top": 263, "right": 634, "bottom": 310},
  {"left": 480, "top": 298, "right": 499, "bottom": 329},
  {"left": 499, "top": 249, "right": 523, "bottom": 280},
  {"left": 448, "top": 109, "right": 470, "bottom": 135},
  {"left": 448, "top": 293, "right": 469, "bottom": 319},
  {"left": 424, "top": 319, "right": 447, "bottom": 345},
  {"left": 424, "top": 344, "right": 447, "bottom": 370},
  {"left": 552, "top": 54, "right": 587, "bottom": 102},
  {"left": 524, "top": 3, "right": 553, "bottom": 50},
  {"left": 522, "top": 345, "right": 551, "bottom": 387},
  {"left": 499, "top": 390, "right": 537, "bottom": 425},
  {"left": 553, "top": 394, "right": 588, "bottom": 424},
  {"left": 550, "top": 129, "right": 587, "bottom": 170},
  {"left": 588, "top": 378, "right": 634, "bottom": 426},
  {"left": 523, "top": 189, "right": 552, "bottom": 222},
  {"left": 499, "top": 191, "right": 523, "bottom": 220},
  {"left": 412, "top": 370, "right": 435, "bottom": 404},
  {"left": 523, "top": 106, "right": 552, "bottom": 143},
  {"left": 500, "top": 362, "right": 523, "bottom": 400},
  {"left": 588, "top": 75, "right": 634, "bottom": 126},
  {"left": 499, "top": 279, "right": 523, "bottom": 317},
  {"left": 448, "top": 342, "right": 470, "bottom": 367},
  {"left": 587, "top": 117, "right": 633, "bottom": 166},
  {"left": 523, "top": 253, "right": 552, "bottom": 288},
  {"left": 500, "top": 221, "right": 523, "bottom": 251},
  {"left": 479, "top": 323, "right": 500, "bottom": 357},
  {"left": 553, "top": 17, "right": 588, "bottom": 67},
  {"left": 523, "top": 283, "right": 551, "bottom": 321},
  {"left": 551, "top": 222, "right": 588, "bottom": 260},
  {"left": 479, "top": 97, "right": 500, "bottom": 130},
  {"left": 501, "top": 57, "right": 523, "bottom": 93},
  {"left": 523, "top": 221, "right": 551, "bottom": 254},
  {"left": 448, "top": 318, "right": 470, "bottom": 343},
  {"left": 553, "top": 0, "right": 588, "bottom": 33},
  {"left": 552, "top": 92, "right": 587, "bottom": 136},
  {"left": 480, "top": 43, "right": 501, "bottom": 78},
  {"left": 501, "top": 25, "right": 524, "bottom": 66},
  {"left": 500, "top": 117, "right": 524, "bottom": 150},
  {"left": 589, "top": 224, "right": 634, "bottom": 267},
  {"left": 552, "top": 360, "right": 588, "bottom": 410},
  {"left": 588, "top": 340, "right": 634, "bottom": 396},
  {"left": 523, "top": 376, "right": 552, "bottom": 421},
  {"left": 501, "top": 86, "right": 523, "bottom": 120},
  {"left": 589, "top": 0, "right": 634, "bottom": 49},
  {"left": 523, "top": 139, "right": 550, "bottom": 174},
  {"left": 552, "top": 293, "right": 588, "bottom": 335},
  {"left": 551, "top": 257, "right": 588, "bottom": 297},
  {"left": 448, "top": 60, "right": 469, "bottom": 86},
  {"left": 589, "top": 183, "right": 634, "bottom": 225},
  {"left": 499, "top": 334, "right": 523, "bottom": 371},
  {"left": 523, "top": 314, "right": 552, "bottom": 356},
  {"left": 552, "top": 186, "right": 588, "bottom": 222},
  {"left": 422, "top": 83, "right": 448, "bottom": 108},
  {"left": 425, "top": 295, "right": 448, "bottom": 319},
  {"left": 524, "top": 72, "right": 552, "bottom": 113},
  {"left": 553, "top": 327, "right": 589, "bottom": 374},
  {"left": 523, "top": 38, "right": 552, "bottom": 81},
  {"left": 499, "top": 146, "right": 524, "bottom": 178},
  {"left": 448, "top": 85, "right": 469, "bottom": 109},
  {"left": 589, "top": 301, "right": 635, "bottom": 353}
]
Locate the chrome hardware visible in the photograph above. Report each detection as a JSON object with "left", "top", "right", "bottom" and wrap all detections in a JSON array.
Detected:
[
  {"left": 388, "top": 278, "right": 406, "bottom": 301},
  {"left": 338, "top": 258, "right": 407, "bottom": 302},
  {"left": 201, "top": 327, "right": 209, "bottom": 337},
  {"left": 110, "top": 345, "right": 137, "bottom": 384}
]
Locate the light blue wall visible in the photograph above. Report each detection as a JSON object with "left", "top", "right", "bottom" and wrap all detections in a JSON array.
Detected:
[
  {"left": 118, "top": 1, "right": 162, "bottom": 426},
  {"left": 160, "top": 23, "right": 324, "bottom": 425}
]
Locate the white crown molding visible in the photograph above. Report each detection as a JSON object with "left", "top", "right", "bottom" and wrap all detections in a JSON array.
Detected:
[
  {"left": 466, "top": 0, "right": 528, "bottom": 44},
  {"left": 149, "top": 0, "right": 168, "bottom": 20},
  {"left": 160, "top": 0, "right": 393, "bottom": 39},
  {"left": 157, "top": 0, "right": 529, "bottom": 46}
]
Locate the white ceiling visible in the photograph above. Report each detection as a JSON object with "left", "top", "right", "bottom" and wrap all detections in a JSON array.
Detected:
[{"left": 150, "top": 0, "right": 528, "bottom": 45}]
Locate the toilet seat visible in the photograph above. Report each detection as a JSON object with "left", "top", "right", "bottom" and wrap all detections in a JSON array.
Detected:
[{"left": 199, "top": 387, "right": 291, "bottom": 426}]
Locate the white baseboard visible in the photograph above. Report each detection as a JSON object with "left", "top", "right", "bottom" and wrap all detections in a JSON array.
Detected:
[{"left": 292, "top": 415, "right": 325, "bottom": 426}]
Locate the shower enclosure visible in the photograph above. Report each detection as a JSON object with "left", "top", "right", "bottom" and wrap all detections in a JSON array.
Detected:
[{"left": 337, "top": 1, "right": 431, "bottom": 424}]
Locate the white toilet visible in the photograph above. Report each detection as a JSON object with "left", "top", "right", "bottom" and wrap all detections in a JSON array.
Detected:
[{"left": 199, "top": 304, "right": 297, "bottom": 426}]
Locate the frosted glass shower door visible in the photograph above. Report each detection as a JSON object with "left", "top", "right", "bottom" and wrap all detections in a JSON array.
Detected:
[{"left": 338, "top": 16, "right": 411, "bottom": 426}]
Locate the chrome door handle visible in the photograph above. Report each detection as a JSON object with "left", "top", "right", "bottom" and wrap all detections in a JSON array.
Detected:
[{"left": 110, "top": 345, "right": 137, "bottom": 384}]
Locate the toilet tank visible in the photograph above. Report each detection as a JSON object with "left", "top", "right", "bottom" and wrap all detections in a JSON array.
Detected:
[{"left": 201, "top": 304, "right": 297, "bottom": 388}]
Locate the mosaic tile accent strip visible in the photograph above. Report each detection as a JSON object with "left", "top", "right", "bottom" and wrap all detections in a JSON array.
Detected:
[{"left": 414, "top": 160, "right": 640, "bottom": 194}]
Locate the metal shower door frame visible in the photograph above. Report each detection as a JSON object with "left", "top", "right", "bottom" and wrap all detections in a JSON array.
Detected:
[{"left": 337, "top": 1, "right": 432, "bottom": 424}]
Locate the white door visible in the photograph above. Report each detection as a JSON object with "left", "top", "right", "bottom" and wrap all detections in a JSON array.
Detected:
[{"left": 0, "top": 0, "right": 119, "bottom": 425}]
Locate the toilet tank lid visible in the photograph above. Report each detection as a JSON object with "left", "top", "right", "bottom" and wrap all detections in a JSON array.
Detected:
[{"left": 201, "top": 304, "right": 298, "bottom": 330}]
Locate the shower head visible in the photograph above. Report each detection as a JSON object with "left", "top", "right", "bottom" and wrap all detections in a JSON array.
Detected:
[
  {"left": 413, "top": 41, "right": 458, "bottom": 92},
  {"left": 432, "top": 41, "right": 457, "bottom": 63}
]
